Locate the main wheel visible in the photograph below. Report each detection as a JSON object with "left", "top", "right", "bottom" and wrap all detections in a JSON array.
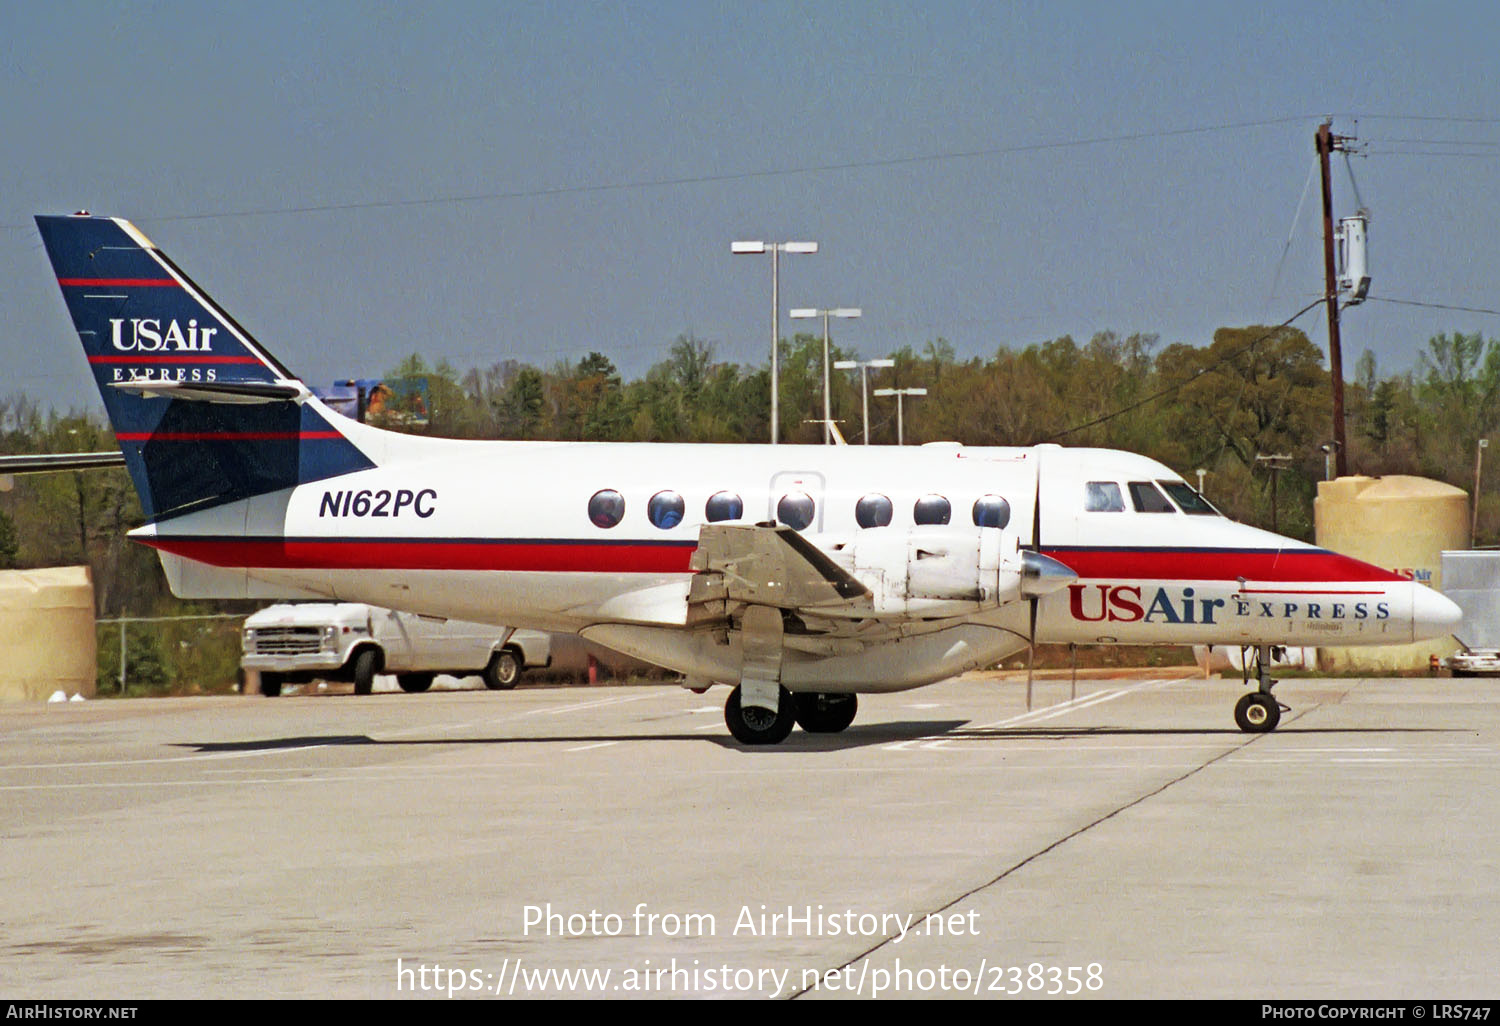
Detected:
[
  {"left": 352, "top": 649, "right": 380, "bottom": 696},
  {"left": 1234, "top": 692, "right": 1281, "bottom": 732},
  {"left": 793, "top": 692, "right": 858, "bottom": 733},
  {"left": 483, "top": 649, "right": 522, "bottom": 690},
  {"left": 397, "top": 673, "right": 434, "bottom": 694},
  {"left": 258, "top": 672, "right": 283, "bottom": 698},
  {"left": 724, "top": 685, "right": 797, "bottom": 745}
]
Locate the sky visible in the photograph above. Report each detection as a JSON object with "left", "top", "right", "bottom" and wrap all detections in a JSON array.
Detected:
[{"left": 2, "top": 0, "right": 1498, "bottom": 420}]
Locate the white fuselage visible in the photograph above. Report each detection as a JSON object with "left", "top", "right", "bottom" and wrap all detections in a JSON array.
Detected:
[{"left": 133, "top": 419, "right": 1459, "bottom": 693}]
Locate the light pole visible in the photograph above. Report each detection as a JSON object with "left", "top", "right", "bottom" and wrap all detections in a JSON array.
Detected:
[
  {"left": 1319, "top": 442, "right": 1341, "bottom": 482},
  {"left": 874, "top": 387, "right": 927, "bottom": 445},
  {"left": 790, "top": 306, "right": 861, "bottom": 444},
  {"left": 834, "top": 357, "right": 895, "bottom": 445},
  {"left": 731, "top": 240, "right": 818, "bottom": 444}
]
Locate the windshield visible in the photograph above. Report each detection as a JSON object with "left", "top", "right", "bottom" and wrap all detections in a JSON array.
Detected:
[{"left": 1158, "top": 480, "right": 1219, "bottom": 516}]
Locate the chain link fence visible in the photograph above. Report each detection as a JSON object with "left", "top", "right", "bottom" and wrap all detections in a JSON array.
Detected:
[{"left": 95, "top": 614, "right": 245, "bottom": 696}]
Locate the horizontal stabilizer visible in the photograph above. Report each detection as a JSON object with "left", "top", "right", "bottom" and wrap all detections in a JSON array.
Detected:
[
  {"left": 108, "top": 378, "right": 308, "bottom": 404},
  {"left": 0, "top": 451, "right": 126, "bottom": 475}
]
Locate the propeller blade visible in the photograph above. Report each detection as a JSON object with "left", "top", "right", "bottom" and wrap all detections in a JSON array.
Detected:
[
  {"left": 1026, "top": 452, "right": 1042, "bottom": 710},
  {"left": 1026, "top": 593, "right": 1037, "bottom": 711}
]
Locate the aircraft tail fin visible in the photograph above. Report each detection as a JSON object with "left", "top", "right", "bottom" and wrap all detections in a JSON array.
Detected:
[{"left": 34, "top": 213, "right": 374, "bottom": 522}]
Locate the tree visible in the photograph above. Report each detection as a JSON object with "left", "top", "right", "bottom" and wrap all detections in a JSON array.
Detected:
[{"left": 0, "top": 509, "right": 18, "bottom": 569}]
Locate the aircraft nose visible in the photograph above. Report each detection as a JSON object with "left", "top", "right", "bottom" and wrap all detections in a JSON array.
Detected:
[{"left": 1410, "top": 583, "right": 1463, "bottom": 641}]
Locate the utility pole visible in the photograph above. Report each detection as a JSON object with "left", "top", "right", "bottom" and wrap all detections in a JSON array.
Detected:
[
  {"left": 1317, "top": 119, "right": 1354, "bottom": 478},
  {"left": 1256, "top": 453, "right": 1293, "bottom": 534}
]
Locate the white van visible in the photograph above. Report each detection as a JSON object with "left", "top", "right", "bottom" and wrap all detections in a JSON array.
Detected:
[{"left": 241, "top": 603, "right": 551, "bottom": 696}]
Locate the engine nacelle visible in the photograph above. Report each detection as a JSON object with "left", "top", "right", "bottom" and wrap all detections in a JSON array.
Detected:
[{"left": 827, "top": 527, "right": 1027, "bottom": 618}]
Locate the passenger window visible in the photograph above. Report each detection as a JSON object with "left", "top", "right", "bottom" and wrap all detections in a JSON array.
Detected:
[
  {"left": 1159, "top": 480, "right": 1219, "bottom": 515},
  {"left": 972, "top": 494, "right": 1011, "bottom": 529},
  {"left": 588, "top": 489, "right": 625, "bottom": 528},
  {"left": 913, "top": 494, "right": 952, "bottom": 525},
  {"left": 1084, "top": 481, "right": 1125, "bottom": 512},
  {"left": 705, "top": 491, "right": 744, "bottom": 523},
  {"left": 1128, "top": 481, "right": 1175, "bottom": 513},
  {"left": 855, "top": 493, "right": 893, "bottom": 529},
  {"left": 777, "top": 492, "right": 815, "bottom": 531},
  {"left": 648, "top": 490, "right": 685, "bottom": 529}
]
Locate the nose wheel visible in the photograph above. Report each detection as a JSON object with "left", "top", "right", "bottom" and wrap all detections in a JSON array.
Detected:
[
  {"left": 1234, "top": 691, "right": 1281, "bottom": 732},
  {"left": 1234, "top": 644, "right": 1287, "bottom": 733}
]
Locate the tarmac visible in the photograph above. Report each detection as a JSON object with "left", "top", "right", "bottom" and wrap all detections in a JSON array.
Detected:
[{"left": 1, "top": 671, "right": 1496, "bottom": 1000}]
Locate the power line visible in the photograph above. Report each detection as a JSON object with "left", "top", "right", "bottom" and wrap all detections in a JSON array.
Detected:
[
  {"left": 1366, "top": 296, "right": 1500, "bottom": 317},
  {"left": 2, "top": 115, "right": 1319, "bottom": 231},
  {"left": 1347, "top": 114, "right": 1500, "bottom": 125},
  {"left": 1374, "top": 138, "right": 1500, "bottom": 146},
  {"left": 1363, "top": 149, "right": 1500, "bottom": 159}
]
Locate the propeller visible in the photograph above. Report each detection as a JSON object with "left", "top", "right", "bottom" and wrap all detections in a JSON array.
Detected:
[
  {"left": 1025, "top": 457, "right": 1041, "bottom": 710},
  {"left": 1019, "top": 451, "right": 1077, "bottom": 710}
]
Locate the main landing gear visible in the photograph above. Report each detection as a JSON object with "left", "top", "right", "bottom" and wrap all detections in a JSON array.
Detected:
[
  {"left": 1234, "top": 644, "right": 1288, "bottom": 733},
  {"left": 723, "top": 686, "right": 858, "bottom": 745}
]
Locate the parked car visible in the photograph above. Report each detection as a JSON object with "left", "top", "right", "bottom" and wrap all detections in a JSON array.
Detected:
[{"left": 241, "top": 603, "right": 551, "bottom": 696}]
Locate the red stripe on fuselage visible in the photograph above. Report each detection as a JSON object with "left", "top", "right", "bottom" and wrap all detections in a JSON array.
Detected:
[
  {"left": 1043, "top": 547, "right": 1402, "bottom": 583},
  {"left": 144, "top": 537, "right": 698, "bottom": 574},
  {"left": 140, "top": 537, "right": 1400, "bottom": 584}
]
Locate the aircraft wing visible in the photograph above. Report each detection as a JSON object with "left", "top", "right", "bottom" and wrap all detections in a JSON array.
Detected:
[
  {"left": 682, "top": 521, "right": 1069, "bottom": 629},
  {"left": 687, "top": 523, "right": 869, "bottom": 618}
]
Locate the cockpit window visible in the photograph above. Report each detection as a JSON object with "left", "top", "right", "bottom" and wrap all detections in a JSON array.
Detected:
[
  {"left": 1083, "top": 481, "right": 1125, "bottom": 512},
  {"left": 1128, "top": 481, "right": 1175, "bottom": 513},
  {"left": 1159, "top": 480, "right": 1219, "bottom": 515}
]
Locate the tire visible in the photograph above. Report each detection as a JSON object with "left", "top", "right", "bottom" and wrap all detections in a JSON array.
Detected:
[
  {"left": 352, "top": 648, "right": 380, "bottom": 695},
  {"left": 793, "top": 692, "right": 858, "bottom": 733},
  {"left": 1234, "top": 692, "right": 1280, "bottom": 733},
  {"left": 258, "top": 672, "right": 283, "bottom": 698},
  {"left": 397, "top": 673, "right": 434, "bottom": 694},
  {"left": 724, "top": 685, "right": 797, "bottom": 745},
  {"left": 484, "top": 649, "right": 522, "bottom": 690}
]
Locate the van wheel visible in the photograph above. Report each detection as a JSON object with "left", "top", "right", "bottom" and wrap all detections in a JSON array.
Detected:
[
  {"left": 352, "top": 649, "right": 379, "bottom": 695},
  {"left": 484, "top": 649, "right": 521, "bottom": 690},
  {"left": 258, "top": 672, "right": 283, "bottom": 698}
]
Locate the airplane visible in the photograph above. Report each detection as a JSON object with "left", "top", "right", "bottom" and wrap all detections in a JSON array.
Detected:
[{"left": 29, "top": 212, "right": 1463, "bottom": 744}]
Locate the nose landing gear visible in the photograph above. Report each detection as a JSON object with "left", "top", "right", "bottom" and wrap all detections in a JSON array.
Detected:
[{"left": 1234, "top": 644, "right": 1289, "bottom": 732}]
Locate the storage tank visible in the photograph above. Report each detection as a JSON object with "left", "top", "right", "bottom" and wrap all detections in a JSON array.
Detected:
[
  {"left": 1315, "top": 475, "right": 1468, "bottom": 672},
  {"left": 0, "top": 566, "right": 97, "bottom": 701}
]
